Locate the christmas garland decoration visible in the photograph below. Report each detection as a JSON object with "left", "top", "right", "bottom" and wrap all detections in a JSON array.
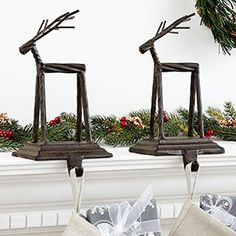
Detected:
[
  {"left": 1, "top": 101, "right": 236, "bottom": 151},
  {"left": 196, "top": 0, "right": 236, "bottom": 54}
]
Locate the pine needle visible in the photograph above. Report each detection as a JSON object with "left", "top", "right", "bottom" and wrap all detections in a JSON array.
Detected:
[{"left": 196, "top": 0, "right": 236, "bottom": 54}]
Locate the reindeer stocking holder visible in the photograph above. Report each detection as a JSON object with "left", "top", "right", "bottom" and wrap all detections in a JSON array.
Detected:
[
  {"left": 13, "top": 10, "right": 112, "bottom": 171},
  {"left": 129, "top": 13, "right": 224, "bottom": 157}
]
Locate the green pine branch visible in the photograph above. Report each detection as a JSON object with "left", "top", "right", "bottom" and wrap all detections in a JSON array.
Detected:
[
  {"left": 196, "top": 0, "right": 236, "bottom": 54},
  {"left": 213, "top": 125, "right": 236, "bottom": 141},
  {"left": 104, "top": 127, "right": 149, "bottom": 146},
  {"left": 129, "top": 109, "right": 151, "bottom": 126},
  {"left": 47, "top": 113, "right": 77, "bottom": 142},
  {"left": 224, "top": 101, "right": 236, "bottom": 119},
  {"left": 91, "top": 115, "right": 118, "bottom": 142},
  {"left": 0, "top": 118, "right": 32, "bottom": 151},
  {"left": 0, "top": 139, "right": 24, "bottom": 152},
  {"left": 176, "top": 107, "right": 189, "bottom": 122},
  {"left": 207, "top": 107, "right": 225, "bottom": 121}
]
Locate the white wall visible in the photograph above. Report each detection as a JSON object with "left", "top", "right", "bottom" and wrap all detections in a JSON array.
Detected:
[{"left": 0, "top": 0, "right": 235, "bottom": 124}]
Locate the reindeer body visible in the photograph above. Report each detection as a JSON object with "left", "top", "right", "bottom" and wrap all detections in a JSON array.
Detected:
[
  {"left": 140, "top": 13, "right": 204, "bottom": 140},
  {"left": 19, "top": 10, "right": 91, "bottom": 144}
]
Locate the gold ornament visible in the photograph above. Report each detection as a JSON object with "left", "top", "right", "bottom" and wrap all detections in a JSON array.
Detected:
[
  {"left": 231, "top": 119, "right": 236, "bottom": 128},
  {"left": 217, "top": 119, "right": 229, "bottom": 127},
  {"left": 129, "top": 116, "right": 145, "bottom": 129},
  {"left": 0, "top": 113, "right": 12, "bottom": 125}
]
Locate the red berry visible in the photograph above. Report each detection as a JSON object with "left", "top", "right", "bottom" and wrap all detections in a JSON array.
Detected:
[
  {"left": 205, "top": 129, "right": 214, "bottom": 138},
  {"left": 54, "top": 116, "right": 61, "bottom": 124},
  {"left": 163, "top": 112, "right": 169, "bottom": 123},
  {"left": 120, "top": 120, "right": 128, "bottom": 127},
  {"left": 8, "top": 130, "right": 13, "bottom": 137},
  {"left": 163, "top": 116, "right": 169, "bottom": 123},
  {"left": 120, "top": 117, "right": 127, "bottom": 122},
  {"left": 3, "top": 131, "right": 7, "bottom": 138},
  {"left": 0, "top": 130, "right": 3, "bottom": 137},
  {"left": 49, "top": 120, "right": 56, "bottom": 126},
  {"left": 120, "top": 117, "right": 128, "bottom": 127},
  {"left": 207, "top": 129, "right": 214, "bottom": 136},
  {"left": 5, "top": 130, "right": 11, "bottom": 137}
]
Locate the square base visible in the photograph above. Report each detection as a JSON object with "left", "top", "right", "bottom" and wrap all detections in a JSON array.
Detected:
[
  {"left": 129, "top": 137, "right": 225, "bottom": 156},
  {"left": 12, "top": 141, "right": 112, "bottom": 161}
]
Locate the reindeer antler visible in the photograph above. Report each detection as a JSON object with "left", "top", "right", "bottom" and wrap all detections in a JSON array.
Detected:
[
  {"left": 19, "top": 10, "right": 79, "bottom": 55},
  {"left": 139, "top": 13, "right": 195, "bottom": 54}
]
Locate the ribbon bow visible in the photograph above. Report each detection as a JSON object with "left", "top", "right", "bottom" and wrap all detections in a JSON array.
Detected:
[
  {"left": 201, "top": 195, "right": 236, "bottom": 231},
  {"left": 212, "top": 207, "right": 236, "bottom": 231},
  {"left": 97, "top": 186, "right": 161, "bottom": 236}
]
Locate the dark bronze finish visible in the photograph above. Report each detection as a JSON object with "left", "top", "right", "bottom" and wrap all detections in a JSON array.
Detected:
[
  {"left": 139, "top": 13, "right": 195, "bottom": 54},
  {"left": 13, "top": 142, "right": 111, "bottom": 160},
  {"left": 129, "top": 13, "right": 225, "bottom": 157},
  {"left": 182, "top": 150, "right": 199, "bottom": 172},
  {"left": 67, "top": 157, "right": 84, "bottom": 177},
  {"left": 13, "top": 10, "right": 112, "bottom": 171},
  {"left": 129, "top": 137, "right": 224, "bottom": 155}
]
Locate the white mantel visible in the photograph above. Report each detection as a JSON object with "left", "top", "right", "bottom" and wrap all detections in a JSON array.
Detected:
[{"left": 0, "top": 141, "right": 236, "bottom": 236}]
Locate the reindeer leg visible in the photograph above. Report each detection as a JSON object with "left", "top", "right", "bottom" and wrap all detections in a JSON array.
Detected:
[
  {"left": 188, "top": 71, "right": 196, "bottom": 137},
  {"left": 76, "top": 73, "right": 82, "bottom": 142},
  {"left": 150, "top": 62, "right": 164, "bottom": 139},
  {"left": 39, "top": 68, "right": 48, "bottom": 143},
  {"left": 32, "top": 71, "right": 40, "bottom": 143},
  {"left": 79, "top": 72, "right": 92, "bottom": 142},
  {"left": 150, "top": 47, "right": 164, "bottom": 139},
  {"left": 150, "top": 64, "right": 158, "bottom": 139},
  {"left": 195, "top": 68, "right": 204, "bottom": 138},
  {"left": 156, "top": 65, "right": 164, "bottom": 139}
]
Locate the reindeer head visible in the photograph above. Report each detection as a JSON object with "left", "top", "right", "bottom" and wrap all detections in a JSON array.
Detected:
[
  {"left": 19, "top": 10, "right": 80, "bottom": 55},
  {"left": 139, "top": 13, "right": 195, "bottom": 54}
]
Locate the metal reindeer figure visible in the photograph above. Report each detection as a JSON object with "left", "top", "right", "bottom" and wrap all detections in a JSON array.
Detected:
[
  {"left": 19, "top": 10, "right": 86, "bottom": 143},
  {"left": 130, "top": 13, "right": 224, "bottom": 157},
  {"left": 139, "top": 13, "right": 200, "bottom": 140},
  {"left": 13, "top": 10, "right": 112, "bottom": 169}
]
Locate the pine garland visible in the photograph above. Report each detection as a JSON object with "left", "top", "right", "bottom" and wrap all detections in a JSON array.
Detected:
[
  {"left": 207, "top": 107, "right": 225, "bottom": 120},
  {"left": 47, "top": 112, "right": 78, "bottom": 142},
  {"left": 1, "top": 101, "right": 236, "bottom": 151},
  {"left": 196, "top": 0, "right": 236, "bottom": 54},
  {"left": 207, "top": 101, "right": 236, "bottom": 140},
  {"left": 223, "top": 101, "right": 236, "bottom": 119},
  {"left": 211, "top": 126, "right": 236, "bottom": 141},
  {"left": 91, "top": 112, "right": 150, "bottom": 146},
  {"left": 0, "top": 114, "right": 32, "bottom": 151}
]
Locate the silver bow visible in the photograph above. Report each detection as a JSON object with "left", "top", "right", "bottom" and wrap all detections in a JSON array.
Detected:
[
  {"left": 212, "top": 207, "right": 236, "bottom": 231},
  {"left": 97, "top": 186, "right": 161, "bottom": 236},
  {"left": 201, "top": 194, "right": 233, "bottom": 214},
  {"left": 201, "top": 194, "right": 236, "bottom": 231}
]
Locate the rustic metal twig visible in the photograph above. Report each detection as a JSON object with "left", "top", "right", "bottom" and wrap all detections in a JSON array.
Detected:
[
  {"left": 139, "top": 13, "right": 195, "bottom": 54},
  {"left": 150, "top": 47, "right": 164, "bottom": 139},
  {"left": 79, "top": 71, "right": 92, "bottom": 142},
  {"left": 188, "top": 71, "right": 196, "bottom": 137},
  {"left": 195, "top": 69, "right": 204, "bottom": 138},
  {"left": 76, "top": 74, "right": 82, "bottom": 142},
  {"left": 20, "top": 10, "right": 79, "bottom": 55}
]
